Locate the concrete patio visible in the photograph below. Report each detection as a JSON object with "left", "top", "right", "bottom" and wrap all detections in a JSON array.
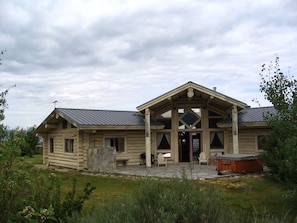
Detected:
[
  {"left": 37, "top": 163, "right": 260, "bottom": 180},
  {"left": 108, "top": 164, "right": 237, "bottom": 180}
]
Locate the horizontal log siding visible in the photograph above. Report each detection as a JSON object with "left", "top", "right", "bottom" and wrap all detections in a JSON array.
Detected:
[
  {"left": 226, "top": 128, "right": 271, "bottom": 154},
  {"left": 125, "top": 130, "right": 146, "bottom": 165},
  {"left": 43, "top": 137, "right": 48, "bottom": 165},
  {"left": 81, "top": 132, "right": 89, "bottom": 169},
  {"left": 89, "top": 133, "right": 103, "bottom": 148},
  {"left": 90, "top": 130, "right": 146, "bottom": 166},
  {"left": 47, "top": 128, "right": 80, "bottom": 169}
]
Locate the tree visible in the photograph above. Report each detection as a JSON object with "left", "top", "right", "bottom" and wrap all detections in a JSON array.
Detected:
[
  {"left": 0, "top": 49, "right": 9, "bottom": 145},
  {"left": 18, "top": 127, "right": 40, "bottom": 157},
  {"left": 259, "top": 56, "right": 297, "bottom": 184}
]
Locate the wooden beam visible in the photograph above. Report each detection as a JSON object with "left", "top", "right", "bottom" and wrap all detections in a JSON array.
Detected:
[
  {"left": 207, "top": 95, "right": 214, "bottom": 104},
  {"left": 45, "top": 123, "right": 57, "bottom": 129},
  {"left": 145, "top": 108, "right": 151, "bottom": 167},
  {"left": 232, "top": 105, "right": 239, "bottom": 154}
]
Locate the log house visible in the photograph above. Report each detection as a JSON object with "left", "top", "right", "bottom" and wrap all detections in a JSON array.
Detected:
[{"left": 35, "top": 81, "right": 274, "bottom": 170}]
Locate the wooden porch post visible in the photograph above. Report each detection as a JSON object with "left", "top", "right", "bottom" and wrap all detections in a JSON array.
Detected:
[
  {"left": 232, "top": 105, "right": 239, "bottom": 154},
  {"left": 145, "top": 108, "right": 152, "bottom": 167}
]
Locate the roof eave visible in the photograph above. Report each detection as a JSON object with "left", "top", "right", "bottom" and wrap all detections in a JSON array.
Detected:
[
  {"left": 78, "top": 125, "right": 164, "bottom": 130},
  {"left": 217, "top": 121, "right": 269, "bottom": 128},
  {"left": 137, "top": 81, "right": 247, "bottom": 112}
]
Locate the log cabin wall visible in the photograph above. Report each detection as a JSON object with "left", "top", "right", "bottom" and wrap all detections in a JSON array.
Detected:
[
  {"left": 226, "top": 128, "right": 271, "bottom": 154},
  {"left": 43, "top": 137, "right": 48, "bottom": 165},
  {"left": 46, "top": 121, "right": 80, "bottom": 169},
  {"left": 88, "top": 130, "right": 151, "bottom": 166}
]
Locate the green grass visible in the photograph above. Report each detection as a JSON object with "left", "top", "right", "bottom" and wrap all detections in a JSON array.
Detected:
[
  {"left": 23, "top": 155, "right": 141, "bottom": 214},
  {"left": 55, "top": 171, "right": 142, "bottom": 214},
  {"left": 209, "top": 175, "right": 292, "bottom": 218},
  {"left": 23, "top": 155, "right": 294, "bottom": 219},
  {"left": 23, "top": 154, "right": 43, "bottom": 165}
]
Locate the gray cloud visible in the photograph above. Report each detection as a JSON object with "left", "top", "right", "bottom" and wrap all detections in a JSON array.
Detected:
[{"left": 0, "top": 0, "right": 297, "bottom": 127}]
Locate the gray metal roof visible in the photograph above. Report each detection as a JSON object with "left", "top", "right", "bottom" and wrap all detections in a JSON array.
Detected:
[
  {"left": 238, "top": 106, "right": 276, "bottom": 123},
  {"left": 55, "top": 108, "right": 162, "bottom": 127},
  {"left": 219, "top": 106, "right": 276, "bottom": 124}
]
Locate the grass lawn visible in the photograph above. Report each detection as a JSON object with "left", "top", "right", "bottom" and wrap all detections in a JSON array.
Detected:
[
  {"left": 23, "top": 154, "right": 44, "bottom": 165},
  {"left": 24, "top": 155, "right": 294, "bottom": 218},
  {"left": 24, "top": 154, "right": 142, "bottom": 214},
  {"left": 209, "top": 175, "right": 292, "bottom": 218}
]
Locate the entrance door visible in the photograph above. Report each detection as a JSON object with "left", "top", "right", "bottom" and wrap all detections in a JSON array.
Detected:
[{"left": 178, "top": 132, "right": 201, "bottom": 162}]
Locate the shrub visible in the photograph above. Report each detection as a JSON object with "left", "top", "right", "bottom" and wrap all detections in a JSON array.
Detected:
[
  {"left": 0, "top": 138, "right": 95, "bottom": 223},
  {"left": 80, "top": 178, "right": 240, "bottom": 223}
]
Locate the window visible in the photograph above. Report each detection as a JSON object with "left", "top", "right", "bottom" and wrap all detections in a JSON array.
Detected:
[
  {"left": 257, "top": 135, "right": 266, "bottom": 151},
  {"left": 50, "top": 138, "right": 54, "bottom": 153},
  {"left": 105, "top": 137, "right": 125, "bottom": 152},
  {"left": 208, "top": 110, "right": 224, "bottom": 128},
  {"left": 157, "top": 133, "right": 171, "bottom": 150},
  {"left": 62, "top": 120, "right": 68, "bottom": 129},
  {"left": 178, "top": 108, "right": 201, "bottom": 129},
  {"left": 210, "top": 132, "right": 224, "bottom": 149},
  {"left": 65, "top": 138, "right": 74, "bottom": 153},
  {"left": 208, "top": 118, "right": 222, "bottom": 128}
]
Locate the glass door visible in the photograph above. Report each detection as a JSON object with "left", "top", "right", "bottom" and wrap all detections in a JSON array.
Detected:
[
  {"left": 178, "top": 132, "right": 201, "bottom": 162},
  {"left": 191, "top": 132, "right": 201, "bottom": 161}
]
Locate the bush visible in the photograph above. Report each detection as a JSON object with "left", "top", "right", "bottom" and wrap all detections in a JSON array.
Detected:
[
  {"left": 80, "top": 178, "right": 241, "bottom": 223},
  {"left": 78, "top": 177, "right": 297, "bottom": 223},
  {"left": 0, "top": 137, "right": 95, "bottom": 223}
]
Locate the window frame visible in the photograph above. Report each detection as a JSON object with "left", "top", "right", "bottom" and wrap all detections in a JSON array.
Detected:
[
  {"left": 64, "top": 138, "right": 75, "bottom": 153},
  {"left": 104, "top": 137, "right": 126, "bottom": 153},
  {"left": 49, "top": 137, "right": 54, "bottom": 153},
  {"left": 210, "top": 131, "right": 224, "bottom": 150},
  {"left": 256, "top": 134, "right": 267, "bottom": 151},
  {"left": 62, "top": 120, "right": 68, "bottom": 129},
  {"left": 156, "top": 132, "right": 171, "bottom": 152}
]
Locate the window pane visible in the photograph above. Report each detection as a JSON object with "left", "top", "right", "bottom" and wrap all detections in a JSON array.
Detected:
[
  {"left": 105, "top": 137, "right": 125, "bottom": 152},
  {"left": 157, "top": 133, "right": 171, "bottom": 150},
  {"left": 105, "top": 138, "right": 111, "bottom": 146},
  {"left": 65, "top": 139, "right": 74, "bottom": 153},
  {"left": 181, "top": 112, "right": 199, "bottom": 126},
  {"left": 179, "top": 108, "right": 201, "bottom": 129},
  {"left": 157, "top": 118, "right": 171, "bottom": 129},
  {"left": 62, "top": 120, "right": 68, "bottom": 129},
  {"left": 210, "top": 132, "right": 224, "bottom": 149},
  {"left": 208, "top": 110, "right": 221, "bottom": 116},
  {"left": 50, "top": 138, "right": 54, "bottom": 153},
  {"left": 117, "top": 138, "right": 125, "bottom": 152},
  {"left": 257, "top": 135, "right": 266, "bottom": 150},
  {"left": 209, "top": 118, "right": 222, "bottom": 128}
]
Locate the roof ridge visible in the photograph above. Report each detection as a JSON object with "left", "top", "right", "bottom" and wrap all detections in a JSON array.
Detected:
[
  {"left": 56, "top": 107, "right": 137, "bottom": 113},
  {"left": 245, "top": 106, "right": 274, "bottom": 109}
]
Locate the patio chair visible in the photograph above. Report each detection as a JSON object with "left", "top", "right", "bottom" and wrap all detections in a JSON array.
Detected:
[
  {"left": 198, "top": 152, "right": 208, "bottom": 165},
  {"left": 157, "top": 153, "right": 167, "bottom": 166}
]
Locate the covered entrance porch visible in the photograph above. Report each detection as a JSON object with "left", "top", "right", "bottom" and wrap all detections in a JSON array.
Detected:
[{"left": 137, "top": 81, "right": 247, "bottom": 167}]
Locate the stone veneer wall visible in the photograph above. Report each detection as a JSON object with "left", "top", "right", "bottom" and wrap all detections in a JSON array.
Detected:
[{"left": 88, "top": 146, "right": 116, "bottom": 172}]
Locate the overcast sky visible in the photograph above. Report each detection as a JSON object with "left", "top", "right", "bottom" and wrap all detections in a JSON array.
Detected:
[{"left": 1, "top": 0, "right": 296, "bottom": 128}]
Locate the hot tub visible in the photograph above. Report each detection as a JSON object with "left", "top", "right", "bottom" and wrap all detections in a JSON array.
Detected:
[{"left": 216, "top": 154, "right": 263, "bottom": 174}]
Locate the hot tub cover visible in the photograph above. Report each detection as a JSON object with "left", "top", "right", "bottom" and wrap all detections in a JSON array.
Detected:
[{"left": 216, "top": 154, "right": 258, "bottom": 160}]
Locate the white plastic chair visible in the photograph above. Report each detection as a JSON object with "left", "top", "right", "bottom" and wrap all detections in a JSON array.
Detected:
[
  {"left": 198, "top": 152, "right": 208, "bottom": 165},
  {"left": 157, "top": 153, "right": 167, "bottom": 166}
]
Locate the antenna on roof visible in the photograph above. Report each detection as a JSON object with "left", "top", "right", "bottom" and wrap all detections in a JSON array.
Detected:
[{"left": 53, "top": 100, "right": 58, "bottom": 108}]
